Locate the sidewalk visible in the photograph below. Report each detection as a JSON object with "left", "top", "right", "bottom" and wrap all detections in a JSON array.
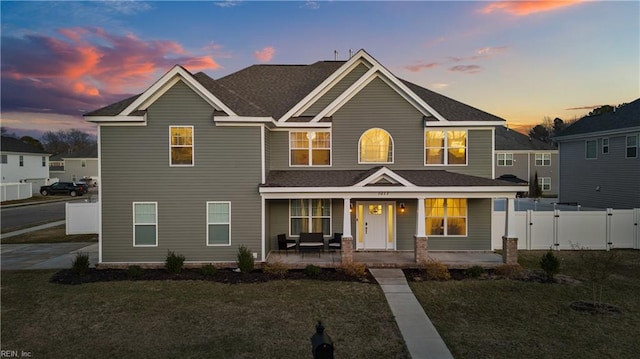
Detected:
[
  {"left": 1, "top": 220, "right": 66, "bottom": 239},
  {"left": 1, "top": 242, "right": 98, "bottom": 270},
  {"left": 370, "top": 268, "right": 453, "bottom": 359}
]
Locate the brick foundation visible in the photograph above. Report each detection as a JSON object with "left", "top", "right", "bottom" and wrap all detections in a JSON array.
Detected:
[
  {"left": 414, "top": 236, "right": 428, "bottom": 264},
  {"left": 341, "top": 236, "right": 354, "bottom": 264},
  {"left": 502, "top": 236, "right": 518, "bottom": 265}
]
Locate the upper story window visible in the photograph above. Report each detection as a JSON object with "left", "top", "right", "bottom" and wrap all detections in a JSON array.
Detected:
[
  {"left": 627, "top": 135, "right": 638, "bottom": 158},
  {"left": 290, "top": 131, "right": 331, "bottom": 166},
  {"left": 1, "top": 155, "right": 7, "bottom": 164},
  {"left": 170, "top": 126, "right": 194, "bottom": 166},
  {"left": 585, "top": 139, "right": 597, "bottom": 159},
  {"left": 42, "top": 156, "right": 46, "bottom": 167},
  {"left": 497, "top": 153, "right": 513, "bottom": 166},
  {"left": 425, "top": 130, "right": 467, "bottom": 165},
  {"left": 81, "top": 160, "right": 86, "bottom": 168},
  {"left": 19, "top": 155, "right": 24, "bottom": 167},
  {"left": 359, "top": 128, "right": 393, "bottom": 163},
  {"left": 602, "top": 138, "right": 609, "bottom": 154},
  {"left": 535, "top": 153, "right": 550, "bottom": 166}
]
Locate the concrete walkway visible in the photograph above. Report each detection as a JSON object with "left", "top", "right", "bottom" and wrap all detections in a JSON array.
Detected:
[
  {"left": 1, "top": 242, "right": 98, "bottom": 270},
  {"left": 1, "top": 220, "right": 66, "bottom": 239},
  {"left": 370, "top": 268, "right": 453, "bottom": 359}
]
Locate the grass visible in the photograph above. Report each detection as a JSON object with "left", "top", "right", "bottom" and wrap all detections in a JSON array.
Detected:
[
  {"left": 1, "top": 270, "right": 409, "bottom": 359},
  {"left": 410, "top": 250, "right": 640, "bottom": 358},
  {"left": 1, "top": 225, "right": 97, "bottom": 244}
]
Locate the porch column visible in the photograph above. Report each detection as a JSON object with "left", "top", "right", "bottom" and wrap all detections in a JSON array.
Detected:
[
  {"left": 341, "top": 197, "right": 354, "bottom": 264},
  {"left": 502, "top": 197, "right": 518, "bottom": 265},
  {"left": 414, "top": 197, "right": 428, "bottom": 264}
]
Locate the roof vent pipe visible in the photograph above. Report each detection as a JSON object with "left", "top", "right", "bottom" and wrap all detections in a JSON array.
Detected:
[
  {"left": 349, "top": 49, "right": 353, "bottom": 58},
  {"left": 334, "top": 50, "right": 338, "bottom": 61}
]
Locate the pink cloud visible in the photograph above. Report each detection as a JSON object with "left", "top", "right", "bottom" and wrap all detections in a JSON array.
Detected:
[
  {"left": 404, "top": 62, "right": 439, "bottom": 72},
  {"left": 449, "top": 65, "right": 482, "bottom": 74},
  {"left": 254, "top": 46, "right": 275, "bottom": 62},
  {"left": 480, "top": 1, "right": 584, "bottom": 16}
]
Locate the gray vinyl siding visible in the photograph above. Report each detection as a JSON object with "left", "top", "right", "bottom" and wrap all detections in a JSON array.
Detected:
[
  {"left": 270, "top": 77, "right": 493, "bottom": 177},
  {"left": 495, "top": 152, "right": 529, "bottom": 181},
  {"left": 100, "top": 80, "right": 262, "bottom": 263},
  {"left": 62, "top": 159, "right": 98, "bottom": 182},
  {"left": 302, "top": 63, "right": 370, "bottom": 116},
  {"left": 428, "top": 198, "right": 492, "bottom": 250},
  {"left": 559, "top": 134, "right": 640, "bottom": 209},
  {"left": 495, "top": 152, "right": 559, "bottom": 194}
]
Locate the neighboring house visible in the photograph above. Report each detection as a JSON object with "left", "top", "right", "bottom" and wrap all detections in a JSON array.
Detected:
[
  {"left": 49, "top": 146, "right": 99, "bottom": 184},
  {"left": 1, "top": 136, "right": 51, "bottom": 192},
  {"left": 85, "top": 49, "right": 525, "bottom": 266},
  {"left": 494, "top": 126, "right": 558, "bottom": 196},
  {"left": 554, "top": 98, "right": 640, "bottom": 209}
]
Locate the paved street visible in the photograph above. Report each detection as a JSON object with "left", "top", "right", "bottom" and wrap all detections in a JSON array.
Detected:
[{"left": 0, "top": 199, "right": 83, "bottom": 232}]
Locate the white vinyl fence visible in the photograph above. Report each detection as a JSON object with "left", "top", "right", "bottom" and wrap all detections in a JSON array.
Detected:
[
  {"left": 66, "top": 202, "right": 99, "bottom": 235},
  {"left": 493, "top": 208, "right": 640, "bottom": 250},
  {"left": 1, "top": 183, "right": 32, "bottom": 202}
]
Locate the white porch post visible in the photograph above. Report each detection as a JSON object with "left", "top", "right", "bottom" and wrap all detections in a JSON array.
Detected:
[
  {"left": 416, "top": 197, "right": 426, "bottom": 237},
  {"left": 505, "top": 197, "right": 516, "bottom": 238},
  {"left": 342, "top": 197, "right": 352, "bottom": 238}
]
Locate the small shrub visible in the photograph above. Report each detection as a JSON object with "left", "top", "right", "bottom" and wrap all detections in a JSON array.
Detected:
[
  {"left": 304, "top": 264, "right": 322, "bottom": 278},
  {"left": 263, "top": 261, "right": 288, "bottom": 278},
  {"left": 540, "top": 251, "right": 560, "bottom": 281},
  {"left": 419, "top": 259, "right": 450, "bottom": 281},
  {"left": 572, "top": 244, "right": 622, "bottom": 306},
  {"left": 200, "top": 264, "right": 217, "bottom": 277},
  {"left": 71, "top": 252, "right": 90, "bottom": 275},
  {"left": 237, "top": 245, "right": 255, "bottom": 273},
  {"left": 338, "top": 262, "right": 367, "bottom": 279},
  {"left": 465, "top": 265, "right": 486, "bottom": 279},
  {"left": 495, "top": 264, "right": 523, "bottom": 279},
  {"left": 165, "top": 251, "right": 185, "bottom": 274},
  {"left": 126, "top": 265, "right": 144, "bottom": 279}
]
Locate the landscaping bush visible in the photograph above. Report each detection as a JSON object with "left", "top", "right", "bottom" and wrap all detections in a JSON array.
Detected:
[
  {"left": 165, "top": 251, "right": 185, "bottom": 274},
  {"left": 337, "top": 262, "right": 367, "bottom": 279},
  {"left": 304, "top": 264, "right": 322, "bottom": 278},
  {"left": 465, "top": 265, "right": 486, "bottom": 279},
  {"left": 126, "top": 265, "right": 144, "bottom": 279},
  {"left": 237, "top": 245, "right": 254, "bottom": 273},
  {"left": 574, "top": 246, "right": 622, "bottom": 307},
  {"left": 495, "top": 264, "right": 523, "bottom": 279},
  {"left": 71, "top": 252, "right": 90, "bottom": 275},
  {"left": 200, "top": 264, "right": 217, "bottom": 277},
  {"left": 539, "top": 251, "right": 560, "bottom": 281},
  {"left": 419, "top": 259, "right": 451, "bottom": 281},
  {"left": 263, "top": 261, "right": 288, "bottom": 278}
]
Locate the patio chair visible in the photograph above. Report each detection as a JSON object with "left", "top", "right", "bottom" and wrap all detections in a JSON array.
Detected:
[
  {"left": 328, "top": 233, "right": 342, "bottom": 251},
  {"left": 277, "top": 234, "right": 297, "bottom": 255}
]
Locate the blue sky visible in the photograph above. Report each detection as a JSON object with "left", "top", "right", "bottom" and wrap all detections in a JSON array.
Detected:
[{"left": 1, "top": 0, "right": 638, "bottom": 137}]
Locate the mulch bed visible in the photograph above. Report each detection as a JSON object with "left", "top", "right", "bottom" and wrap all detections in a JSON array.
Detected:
[{"left": 50, "top": 267, "right": 376, "bottom": 285}]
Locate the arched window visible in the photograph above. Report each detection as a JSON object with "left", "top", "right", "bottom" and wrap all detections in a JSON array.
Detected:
[{"left": 359, "top": 128, "right": 393, "bottom": 163}]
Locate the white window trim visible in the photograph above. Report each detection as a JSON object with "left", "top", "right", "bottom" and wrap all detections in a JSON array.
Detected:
[
  {"left": 169, "top": 125, "right": 195, "bottom": 167},
  {"left": 289, "top": 199, "right": 332, "bottom": 237},
  {"left": 538, "top": 177, "right": 552, "bottom": 191},
  {"left": 424, "top": 129, "right": 468, "bottom": 166},
  {"left": 535, "top": 153, "right": 551, "bottom": 166},
  {"left": 497, "top": 153, "right": 513, "bottom": 167},
  {"left": 358, "top": 128, "right": 394, "bottom": 164},
  {"left": 288, "top": 130, "right": 332, "bottom": 167},
  {"left": 425, "top": 198, "right": 468, "bottom": 237},
  {"left": 206, "top": 201, "right": 231, "bottom": 246},
  {"left": 133, "top": 202, "right": 158, "bottom": 247},
  {"left": 626, "top": 134, "right": 638, "bottom": 159},
  {"left": 585, "top": 139, "right": 597, "bottom": 160},
  {"left": 602, "top": 138, "right": 609, "bottom": 154}
]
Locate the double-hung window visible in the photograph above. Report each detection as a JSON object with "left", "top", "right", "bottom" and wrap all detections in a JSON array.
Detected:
[
  {"left": 497, "top": 153, "right": 513, "bottom": 166},
  {"left": 538, "top": 177, "right": 551, "bottom": 191},
  {"left": 425, "top": 198, "right": 467, "bottom": 236},
  {"left": 170, "top": 126, "right": 194, "bottom": 166},
  {"left": 1, "top": 155, "right": 7, "bottom": 164},
  {"left": 585, "top": 140, "right": 597, "bottom": 159},
  {"left": 19, "top": 155, "right": 24, "bottom": 167},
  {"left": 290, "top": 131, "right": 331, "bottom": 166},
  {"left": 359, "top": 128, "right": 393, "bottom": 163},
  {"left": 42, "top": 156, "right": 46, "bottom": 167},
  {"left": 81, "top": 160, "right": 86, "bottom": 168},
  {"left": 425, "top": 130, "right": 467, "bottom": 165},
  {"left": 535, "top": 153, "right": 550, "bottom": 166},
  {"left": 290, "top": 199, "right": 331, "bottom": 236},
  {"left": 133, "top": 202, "right": 157, "bottom": 246},
  {"left": 602, "top": 138, "right": 609, "bottom": 154},
  {"left": 626, "top": 135, "right": 638, "bottom": 158},
  {"left": 207, "top": 202, "right": 231, "bottom": 246}
]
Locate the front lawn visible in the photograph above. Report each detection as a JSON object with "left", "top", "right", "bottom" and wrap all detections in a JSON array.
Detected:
[
  {"left": 1, "top": 270, "right": 409, "bottom": 359},
  {"left": 410, "top": 250, "right": 640, "bottom": 358}
]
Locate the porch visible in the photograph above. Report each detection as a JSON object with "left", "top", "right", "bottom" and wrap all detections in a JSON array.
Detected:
[{"left": 266, "top": 250, "right": 503, "bottom": 269}]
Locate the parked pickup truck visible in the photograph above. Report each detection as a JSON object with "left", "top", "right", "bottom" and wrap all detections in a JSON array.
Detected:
[{"left": 40, "top": 182, "right": 85, "bottom": 197}]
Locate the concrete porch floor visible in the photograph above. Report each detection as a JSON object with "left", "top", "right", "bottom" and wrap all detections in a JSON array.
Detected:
[{"left": 266, "top": 250, "right": 503, "bottom": 269}]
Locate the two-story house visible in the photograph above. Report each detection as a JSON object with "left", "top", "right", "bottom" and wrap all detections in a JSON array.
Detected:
[
  {"left": 494, "top": 126, "right": 558, "bottom": 196},
  {"left": 1, "top": 136, "right": 51, "bottom": 193},
  {"left": 85, "top": 50, "right": 525, "bottom": 266},
  {"left": 49, "top": 146, "right": 99, "bottom": 184},
  {"left": 554, "top": 98, "right": 640, "bottom": 209}
]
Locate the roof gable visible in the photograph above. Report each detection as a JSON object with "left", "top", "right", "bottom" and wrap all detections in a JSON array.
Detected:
[
  {"left": 354, "top": 167, "right": 415, "bottom": 187},
  {"left": 1, "top": 136, "right": 49, "bottom": 155},
  {"left": 495, "top": 126, "right": 556, "bottom": 151}
]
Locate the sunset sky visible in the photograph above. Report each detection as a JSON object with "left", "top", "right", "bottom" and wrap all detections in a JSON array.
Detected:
[{"left": 1, "top": 0, "right": 638, "bottom": 138}]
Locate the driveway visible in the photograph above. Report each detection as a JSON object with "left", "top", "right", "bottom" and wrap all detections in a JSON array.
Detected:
[{"left": 1, "top": 242, "right": 98, "bottom": 270}]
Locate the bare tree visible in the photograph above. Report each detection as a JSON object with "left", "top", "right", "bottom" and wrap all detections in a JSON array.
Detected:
[{"left": 41, "top": 129, "right": 95, "bottom": 155}]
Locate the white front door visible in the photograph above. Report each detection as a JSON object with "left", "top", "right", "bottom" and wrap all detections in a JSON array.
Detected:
[{"left": 357, "top": 202, "right": 395, "bottom": 250}]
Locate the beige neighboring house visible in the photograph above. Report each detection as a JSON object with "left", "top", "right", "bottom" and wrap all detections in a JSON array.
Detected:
[
  {"left": 49, "top": 147, "right": 98, "bottom": 184},
  {"left": 494, "top": 126, "right": 558, "bottom": 196}
]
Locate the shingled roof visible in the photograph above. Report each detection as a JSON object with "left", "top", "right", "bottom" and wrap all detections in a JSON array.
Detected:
[
  {"left": 1, "top": 136, "right": 49, "bottom": 154},
  {"left": 495, "top": 125, "right": 556, "bottom": 151},
  {"left": 555, "top": 98, "right": 640, "bottom": 139}
]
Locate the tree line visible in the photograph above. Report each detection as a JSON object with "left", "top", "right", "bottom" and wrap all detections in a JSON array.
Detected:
[{"left": 1, "top": 128, "right": 96, "bottom": 156}]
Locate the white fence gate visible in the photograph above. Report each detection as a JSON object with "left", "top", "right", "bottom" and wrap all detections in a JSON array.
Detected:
[
  {"left": 493, "top": 208, "right": 640, "bottom": 250},
  {"left": 1, "top": 183, "right": 32, "bottom": 202},
  {"left": 66, "top": 202, "right": 99, "bottom": 235}
]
